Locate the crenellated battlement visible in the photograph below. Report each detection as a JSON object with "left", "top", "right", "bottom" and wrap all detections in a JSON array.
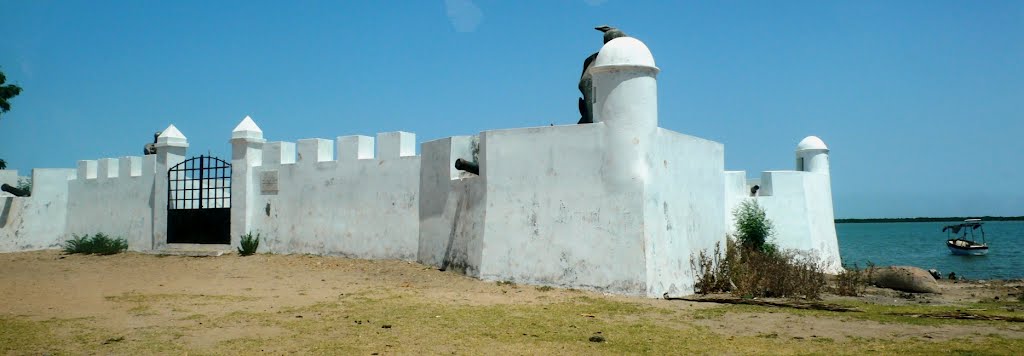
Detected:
[
  {"left": 75, "top": 155, "right": 155, "bottom": 180},
  {"left": 227, "top": 116, "right": 421, "bottom": 260},
  {"left": 252, "top": 132, "right": 418, "bottom": 168}
]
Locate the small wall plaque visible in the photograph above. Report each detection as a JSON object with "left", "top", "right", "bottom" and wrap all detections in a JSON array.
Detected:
[{"left": 260, "top": 171, "right": 279, "bottom": 194}]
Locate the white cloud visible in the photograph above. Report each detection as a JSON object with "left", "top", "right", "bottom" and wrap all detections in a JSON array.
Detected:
[{"left": 444, "top": 0, "right": 483, "bottom": 33}]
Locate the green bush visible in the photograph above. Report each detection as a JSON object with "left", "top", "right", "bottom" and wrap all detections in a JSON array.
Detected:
[
  {"left": 238, "top": 232, "right": 260, "bottom": 256},
  {"left": 733, "top": 199, "right": 776, "bottom": 253},
  {"left": 62, "top": 233, "right": 128, "bottom": 255}
]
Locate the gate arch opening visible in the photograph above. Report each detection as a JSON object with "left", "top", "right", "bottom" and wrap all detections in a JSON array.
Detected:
[{"left": 167, "top": 155, "right": 231, "bottom": 244}]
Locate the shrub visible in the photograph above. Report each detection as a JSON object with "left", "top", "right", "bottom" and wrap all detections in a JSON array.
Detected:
[
  {"left": 733, "top": 199, "right": 775, "bottom": 253},
  {"left": 833, "top": 263, "right": 874, "bottom": 296},
  {"left": 732, "top": 249, "right": 827, "bottom": 299},
  {"left": 238, "top": 232, "right": 260, "bottom": 256},
  {"left": 692, "top": 240, "right": 827, "bottom": 299},
  {"left": 62, "top": 233, "right": 128, "bottom": 255},
  {"left": 691, "top": 239, "right": 739, "bottom": 294}
]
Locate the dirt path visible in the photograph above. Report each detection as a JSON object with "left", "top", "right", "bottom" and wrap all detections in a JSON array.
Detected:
[{"left": 1, "top": 250, "right": 1022, "bottom": 354}]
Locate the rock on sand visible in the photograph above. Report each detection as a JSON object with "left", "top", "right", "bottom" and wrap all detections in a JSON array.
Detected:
[{"left": 871, "top": 266, "right": 941, "bottom": 293}]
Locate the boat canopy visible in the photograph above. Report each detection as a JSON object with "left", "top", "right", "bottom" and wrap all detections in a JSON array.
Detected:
[{"left": 942, "top": 222, "right": 982, "bottom": 234}]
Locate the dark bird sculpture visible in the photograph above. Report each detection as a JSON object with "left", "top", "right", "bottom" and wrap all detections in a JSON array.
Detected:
[
  {"left": 578, "top": 25, "right": 630, "bottom": 124},
  {"left": 595, "top": 25, "right": 628, "bottom": 44}
]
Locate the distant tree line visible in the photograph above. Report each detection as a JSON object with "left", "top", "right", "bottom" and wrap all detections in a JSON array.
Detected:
[{"left": 836, "top": 216, "right": 1024, "bottom": 224}]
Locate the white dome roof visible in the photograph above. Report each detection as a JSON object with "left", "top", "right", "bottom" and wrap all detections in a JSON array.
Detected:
[
  {"left": 593, "top": 37, "right": 657, "bottom": 68},
  {"left": 796, "top": 136, "right": 828, "bottom": 151}
]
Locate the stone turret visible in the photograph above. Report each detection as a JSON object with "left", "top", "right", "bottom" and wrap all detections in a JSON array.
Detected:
[
  {"left": 796, "top": 136, "right": 830, "bottom": 174},
  {"left": 587, "top": 36, "right": 660, "bottom": 186}
]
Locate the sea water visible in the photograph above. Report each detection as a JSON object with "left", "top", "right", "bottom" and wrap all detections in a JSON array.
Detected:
[{"left": 837, "top": 221, "right": 1024, "bottom": 280}]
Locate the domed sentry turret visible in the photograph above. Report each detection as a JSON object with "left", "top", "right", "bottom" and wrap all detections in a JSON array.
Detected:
[
  {"left": 796, "top": 136, "right": 830, "bottom": 174},
  {"left": 587, "top": 37, "right": 660, "bottom": 186}
]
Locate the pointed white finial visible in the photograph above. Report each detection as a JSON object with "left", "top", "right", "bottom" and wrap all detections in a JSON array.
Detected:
[
  {"left": 157, "top": 124, "right": 188, "bottom": 146},
  {"left": 232, "top": 115, "right": 264, "bottom": 140}
]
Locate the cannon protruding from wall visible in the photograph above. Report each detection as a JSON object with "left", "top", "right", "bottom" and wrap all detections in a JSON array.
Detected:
[
  {"left": 1, "top": 183, "right": 29, "bottom": 197},
  {"left": 454, "top": 158, "right": 479, "bottom": 175}
]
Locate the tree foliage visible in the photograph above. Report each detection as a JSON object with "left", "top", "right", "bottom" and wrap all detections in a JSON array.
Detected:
[
  {"left": 733, "top": 199, "right": 775, "bottom": 253},
  {"left": 0, "top": 69, "right": 23, "bottom": 170},
  {"left": 0, "top": 70, "right": 23, "bottom": 116}
]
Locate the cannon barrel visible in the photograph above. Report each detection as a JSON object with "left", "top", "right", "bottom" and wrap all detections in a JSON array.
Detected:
[
  {"left": 454, "top": 158, "right": 479, "bottom": 175},
  {"left": 1, "top": 184, "right": 30, "bottom": 197}
]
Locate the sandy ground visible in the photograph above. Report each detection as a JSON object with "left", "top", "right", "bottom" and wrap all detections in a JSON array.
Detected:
[{"left": 1, "top": 250, "right": 1023, "bottom": 354}]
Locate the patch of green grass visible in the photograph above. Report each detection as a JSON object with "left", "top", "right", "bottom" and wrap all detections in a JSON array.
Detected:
[
  {"left": 128, "top": 304, "right": 156, "bottom": 316},
  {"left": 105, "top": 293, "right": 258, "bottom": 304},
  {"left": 6, "top": 292, "right": 1024, "bottom": 354},
  {"left": 536, "top": 285, "right": 554, "bottom": 292},
  {"left": 62, "top": 233, "right": 128, "bottom": 255},
  {"left": 181, "top": 313, "right": 206, "bottom": 321},
  {"left": 690, "top": 298, "right": 1024, "bottom": 328},
  {"left": 0, "top": 318, "right": 54, "bottom": 353}
]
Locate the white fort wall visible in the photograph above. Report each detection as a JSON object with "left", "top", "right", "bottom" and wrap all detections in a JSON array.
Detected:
[
  {"left": 417, "top": 135, "right": 485, "bottom": 273},
  {"left": 0, "top": 169, "right": 76, "bottom": 252},
  {"left": 0, "top": 170, "right": 22, "bottom": 188},
  {"left": 415, "top": 121, "right": 727, "bottom": 297},
  {"left": 0, "top": 35, "right": 844, "bottom": 298},
  {"left": 66, "top": 156, "right": 157, "bottom": 251},
  {"left": 240, "top": 131, "right": 421, "bottom": 260},
  {"left": 644, "top": 129, "right": 725, "bottom": 296},
  {"left": 475, "top": 124, "right": 650, "bottom": 293}
]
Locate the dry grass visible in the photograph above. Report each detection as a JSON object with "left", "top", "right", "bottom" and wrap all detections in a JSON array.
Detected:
[
  {"left": 833, "top": 263, "right": 876, "bottom": 297},
  {"left": 1, "top": 250, "right": 1023, "bottom": 354}
]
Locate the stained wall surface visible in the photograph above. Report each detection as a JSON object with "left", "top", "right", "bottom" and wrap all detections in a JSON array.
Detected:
[
  {"left": 246, "top": 133, "right": 421, "bottom": 260},
  {"left": 0, "top": 169, "right": 75, "bottom": 252},
  {"left": 417, "top": 135, "right": 485, "bottom": 274},
  {"left": 65, "top": 156, "right": 156, "bottom": 251},
  {"left": 473, "top": 123, "right": 651, "bottom": 295},
  {"left": 724, "top": 169, "right": 842, "bottom": 273},
  {"left": 643, "top": 129, "right": 726, "bottom": 296}
]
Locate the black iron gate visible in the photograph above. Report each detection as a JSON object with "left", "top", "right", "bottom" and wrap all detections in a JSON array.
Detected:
[{"left": 167, "top": 155, "right": 231, "bottom": 244}]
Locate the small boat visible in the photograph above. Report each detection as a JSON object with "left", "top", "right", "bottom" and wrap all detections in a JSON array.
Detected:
[{"left": 943, "top": 219, "right": 988, "bottom": 256}]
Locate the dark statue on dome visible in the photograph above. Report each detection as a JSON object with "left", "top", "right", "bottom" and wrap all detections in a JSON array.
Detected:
[{"left": 578, "top": 25, "right": 628, "bottom": 124}]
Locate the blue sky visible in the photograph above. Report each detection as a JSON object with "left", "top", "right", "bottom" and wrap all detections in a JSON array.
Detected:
[{"left": 0, "top": 0, "right": 1021, "bottom": 218}]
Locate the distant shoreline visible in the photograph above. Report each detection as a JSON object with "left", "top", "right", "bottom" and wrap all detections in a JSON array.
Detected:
[{"left": 836, "top": 216, "right": 1024, "bottom": 224}]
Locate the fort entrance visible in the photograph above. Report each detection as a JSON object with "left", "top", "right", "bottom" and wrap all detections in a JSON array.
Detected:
[{"left": 167, "top": 155, "right": 231, "bottom": 244}]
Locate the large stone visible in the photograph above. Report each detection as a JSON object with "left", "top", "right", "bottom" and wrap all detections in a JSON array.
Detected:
[{"left": 871, "top": 266, "right": 941, "bottom": 293}]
